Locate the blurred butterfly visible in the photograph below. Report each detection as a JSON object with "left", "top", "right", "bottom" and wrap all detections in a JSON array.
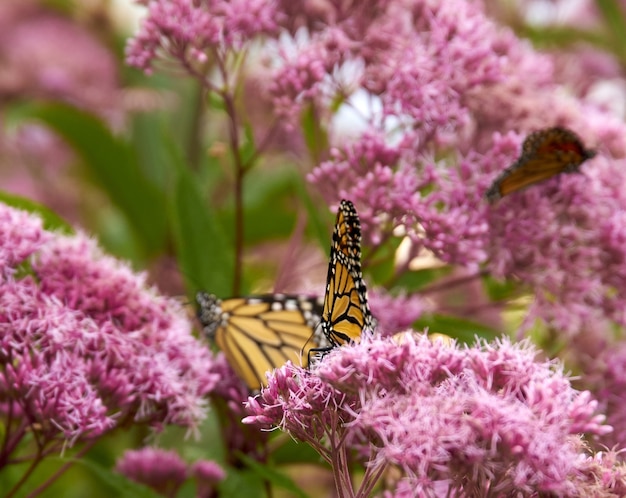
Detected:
[
  {"left": 196, "top": 292, "right": 327, "bottom": 390},
  {"left": 319, "top": 199, "right": 374, "bottom": 348},
  {"left": 485, "top": 127, "right": 596, "bottom": 203}
]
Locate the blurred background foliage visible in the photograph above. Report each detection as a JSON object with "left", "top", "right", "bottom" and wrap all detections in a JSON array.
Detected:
[{"left": 2, "top": 0, "right": 626, "bottom": 496}]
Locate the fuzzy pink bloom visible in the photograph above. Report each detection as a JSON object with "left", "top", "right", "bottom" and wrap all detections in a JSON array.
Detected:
[
  {"left": 574, "top": 449, "right": 626, "bottom": 496},
  {"left": 0, "top": 11, "right": 119, "bottom": 115},
  {"left": 368, "top": 289, "right": 429, "bottom": 336},
  {"left": 0, "top": 203, "right": 220, "bottom": 473},
  {"left": 128, "top": 0, "right": 626, "bottom": 340},
  {"left": 126, "top": 0, "right": 280, "bottom": 73},
  {"left": 0, "top": 203, "right": 49, "bottom": 271},
  {"left": 295, "top": 0, "right": 626, "bottom": 337},
  {"left": 487, "top": 152, "right": 626, "bottom": 335},
  {"left": 116, "top": 447, "right": 188, "bottom": 495},
  {"left": 191, "top": 459, "right": 226, "bottom": 496},
  {"left": 591, "top": 343, "right": 626, "bottom": 451},
  {"left": 245, "top": 335, "right": 611, "bottom": 496}
]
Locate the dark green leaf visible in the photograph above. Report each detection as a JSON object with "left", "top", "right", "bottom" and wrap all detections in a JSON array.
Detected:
[
  {"left": 17, "top": 102, "right": 167, "bottom": 257},
  {"left": 300, "top": 104, "right": 328, "bottom": 163},
  {"left": 242, "top": 169, "right": 301, "bottom": 244},
  {"left": 237, "top": 454, "right": 310, "bottom": 498},
  {"left": 293, "top": 188, "right": 329, "bottom": 252},
  {"left": 218, "top": 467, "right": 265, "bottom": 498},
  {"left": 272, "top": 437, "right": 328, "bottom": 467},
  {"left": 392, "top": 267, "right": 453, "bottom": 293},
  {"left": 364, "top": 238, "right": 403, "bottom": 286},
  {"left": 595, "top": 0, "right": 626, "bottom": 61},
  {"left": 520, "top": 25, "right": 607, "bottom": 50},
  {"left": 413, "top": 314, "right": 500, "bottom": 344},
  {"left": 61, "top": 457, "right": 162, "bottom": 498},
  {"left": 240, "top": 122, "right": 257, "bottom": 167},
  {"left": 483, "top": 275, "right": 520, "bottom": 302},
  {"left": 170, "top": 164, "right": 233, "bottom": 297},
  {"left": 0, "top": 191, "right": 73, "bottom": 233}
]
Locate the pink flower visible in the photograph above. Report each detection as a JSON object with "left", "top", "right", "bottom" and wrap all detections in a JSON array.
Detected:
[
  {"left": 0, "top": 203, "right": 49, "bottom": 271},
  {"left": 116, "top": 447, "right": 188, "bottom": 495},
  {"left": 0, "top": 11, "right": 119, "bottom": 114},
  {"left": 0, "top": 203, "right": 220, "bottom": 488},
  {"left": 589, "top": 343, "right": 626, "bottom": 451},
  {"left": 126, "top": 0, "right": 280, "bottom": 73},
  {"left": 368, "top": 289, "right": 429, "bottom": 336},
  {"left": 191, "top": 459, "right": 226, "bottom": 496},
  {"left": 245, "top": 335, "right": 611, "bottom": 496},
  {"left": 487, "top": 152, "right": 626, "bottom": 335},
  {"left": 116, "top": 447, "right": 226, "bottom": 497}
]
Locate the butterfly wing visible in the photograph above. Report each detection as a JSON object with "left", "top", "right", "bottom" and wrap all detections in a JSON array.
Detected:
[
  {"left": 486, "top": 127, "right": 596, "bottom": 202},
  {"left": 321, "top": 200, "right": 374, "bottom": 347},
  {"left": 196, "top": 292, "right": 324, "bottom": 389}
]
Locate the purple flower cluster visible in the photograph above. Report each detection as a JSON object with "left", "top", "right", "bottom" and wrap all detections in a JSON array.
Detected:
[
  {"left": 116, "top": 447, "right": 225, "bottom": 496},
  {"left": 590, "top": 343, "right": 626, "bottom": 451},
  {"left": 126, "top": 0, "right": 280, "bottom": 73},
  {"left": 127, "top": 1, "right": 626, "bottom": 489},
  {"left": 293, "top": 0, "right": 626, "bottom": 335},
  {"left": 245, "top": 334, "right": 615, "bottom": 496},
  {"left": 488, "top": 152, "right": 626, "bottom": 335},
  {"left": 0, "top": 9, "right": 119, "bottom": 114},
  {"left": 368, "top": 289, "right": 430, "bottom": 336},
  {"left": 0, "top": 203, "right": 218, "bottom": 461},
  {"left": 127, "top": 0, "right": 626, "bottom": 337}
]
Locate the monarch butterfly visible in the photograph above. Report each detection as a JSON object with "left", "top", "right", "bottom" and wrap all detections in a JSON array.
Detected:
[
  {"left": 196, "top": 292, "right": 326, "bottom": 389},
  {"left": 485, "top": 127, "right": 596, "bottom": 203},
  {"left": 319, "top": 199, "right": 374, "bottom": 347},
  {"left": 196, "top": 200, "right": 373, "bottom": 388}
]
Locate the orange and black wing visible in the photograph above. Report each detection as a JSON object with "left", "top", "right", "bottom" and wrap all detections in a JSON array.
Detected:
[
  {"left": 196, "top": 292, "right": 325, "bottom": 390},
  {"left": 320, "top": 200, "right": 374, "bottom": 347},
  {"left": 486, "top": 127, "right": 596, "bottom": 202}
]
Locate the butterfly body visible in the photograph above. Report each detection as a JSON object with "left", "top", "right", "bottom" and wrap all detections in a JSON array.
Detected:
[
  {"left": 486, "top": 127, "right": 596, "bottom": 203},
  {"left": 320, "top": 200, "right": 374, "bottom": 347},
  {"left": 196, "top": 292, "right": 326, "bottom": 389}
]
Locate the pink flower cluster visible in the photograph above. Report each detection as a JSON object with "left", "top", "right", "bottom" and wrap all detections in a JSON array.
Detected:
[
  {"left": 126, "top": 0, "right": 280, "bottom": 73},
  {"left": 116, "top": 447, "right": 225, "bottom": 496},
  {"left": 245, "top": 335, "right": 615, "bottom": 496},
  {"left": 128, "top": 0, "right": 626, "bottom": 336},
  {"left": 0, "top": 203, "right": 218, "bottom": 454},
  {"left": 368, "top": 289, "right": 430, "bottom": 336},
  {"left": 293, "top": 0, "right": 626, "bottom": 335}
]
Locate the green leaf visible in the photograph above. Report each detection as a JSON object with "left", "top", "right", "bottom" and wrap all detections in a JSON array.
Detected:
[
  {"left": 293, "top": 186, "right": 330, "bottom": 252},
  {"left": 218, "top": 467, "right": 265, "bottom": 498},
  {"left": 170, "top": 164, "right": 234, "bottom": 297},
  {"left": 483, "top": 275, "right": 520, "bottom": 302},
  {"left": 272, "top": 437, "right": 328, "bottom": 466},
  {"left": 0, "top": 191, "right": 73, "bottom": 233},
  {"left": 520, "top": 25, "right": 607, "bottom": 50},
  {"left": 365, "top": 238, "right": 403, "bottom": 286},
  {"left": 60, "top": 457, "right": 162, "bottom": 498},
  {"left": 595, "top": 0, "right": 626, "bottom": 61},
  {"left": 17, "top": 102, "right": 168, "bottom": 257},
  {"left": 237, "top": 454, "right": 310, "bottom": 498},
  {"left": 392, "top": 267, "right": 453, "bottom": 293},
  {"left": 413, "top": 314, "right": 500, "bottom": 344},
  {"left": 241, "top": 167, "right": 303, "bottom": 244},
  {"left": 240, "top": 122, "right": 257, "bottom": 167},
  {"left": 300, "top": 104, "right": 328, "bottom": 163},
  {"left": 131, "top": 112, "right": 177, "bottom": 191}
]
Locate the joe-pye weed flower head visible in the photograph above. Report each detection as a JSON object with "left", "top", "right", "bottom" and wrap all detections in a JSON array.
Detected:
[
  {"left": 127, "top": 0, "right": 626, "bottom": 493},
  {"left": 128, "top": 0, "right": 626, "bottom": 338},
  {"left": 0, "top": 203, "right": 220, "bottom": 490},
  {"left": 246, "top": 334, "right": 619, "bottom": 496}
]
